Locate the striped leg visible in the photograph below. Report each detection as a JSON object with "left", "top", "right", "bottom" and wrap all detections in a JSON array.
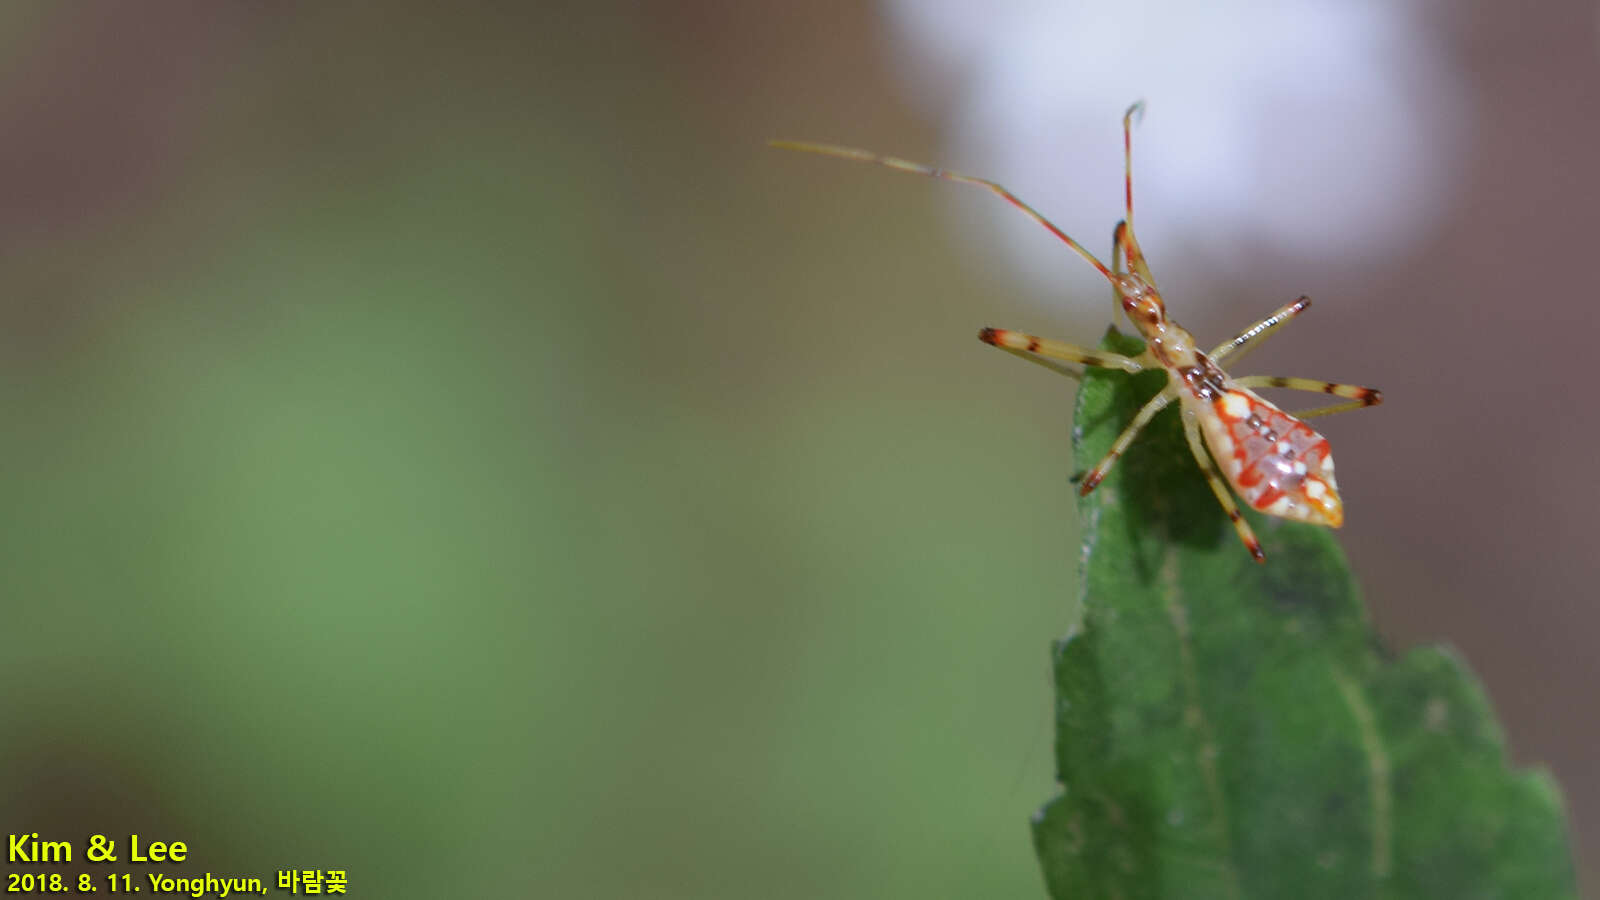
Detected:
[
  {"left": 1233, "top": 375, "right": 1383, "bottom": 419},
  {"left": 1209, "top": 296, "right": 1311, "bottom": 364},
  {"left": 1078, "top": 387, "right": 1175, "bottom": 495},
  {"left": 1180, "top": 409, "right": 1265, "bottom": 563},
  {"left": 978, "top": 328, "right": 1145, "bottom": 374}
]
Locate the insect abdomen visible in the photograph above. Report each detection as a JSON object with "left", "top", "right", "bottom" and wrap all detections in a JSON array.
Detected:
[{"left": 1198, "top": 389, "right": 1344, "bottom": 527}]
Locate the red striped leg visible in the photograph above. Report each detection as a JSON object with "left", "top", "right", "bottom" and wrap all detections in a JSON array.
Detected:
[
  {"left": 978, "top": 328, "right": 1145, "bottom": 374},
  {"left": 1078, "top": 387, "right": 1175, "bottom": 495},
  {"left": 1180, "top": 409, "right": 1265, "bottom": 563},
  {"left": 1209, "top": 297, "right": 1311, "bottom": 365},
  {"left": 985, "top": 346, "right": 1083, "bottom": 381},
  {"left": 1233, "top": 375, "right": 1383, "bottom": 419}
]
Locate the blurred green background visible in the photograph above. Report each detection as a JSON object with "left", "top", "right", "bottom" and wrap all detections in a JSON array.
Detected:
[{"left": 1, "top": 3, "right": 1596, "bottom": 898}]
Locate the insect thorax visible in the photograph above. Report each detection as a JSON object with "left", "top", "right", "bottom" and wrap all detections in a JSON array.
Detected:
[
  {"left": 1136, "top": 318, "right": 1217, "bottom": 393},
  {"left": 1174, "top": 353, "right": 1231, "bottom": 403}
]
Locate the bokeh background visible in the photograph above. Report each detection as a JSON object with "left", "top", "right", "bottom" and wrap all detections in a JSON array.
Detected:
[{"left": 0, "top": 2, "right": 1596, "bottom": 897}]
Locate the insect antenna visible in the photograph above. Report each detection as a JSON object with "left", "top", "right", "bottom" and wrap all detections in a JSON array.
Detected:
[
  {"left": 768, "top": 139, "right": 1117, "bottom": 283},
  {"left": 1122, "top": 101, "right": 1144, "bottom": 228},
  {"left": 1116, "top": 102, "right": 1157, "bottom": 284}
]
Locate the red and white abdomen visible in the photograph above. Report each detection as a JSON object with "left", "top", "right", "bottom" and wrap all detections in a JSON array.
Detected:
[{"left": 1196, "top": 389, "right": 1344, "bottom": 527}]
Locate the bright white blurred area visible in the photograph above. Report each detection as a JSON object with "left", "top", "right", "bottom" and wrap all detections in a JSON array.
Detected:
[{"left": 880, "top": 0, "right": 1470, "bottom": 315}]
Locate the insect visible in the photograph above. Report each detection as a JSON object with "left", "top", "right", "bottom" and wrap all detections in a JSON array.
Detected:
[{"left": 772, "top": 103, "right": 1382, "bottom": 562}]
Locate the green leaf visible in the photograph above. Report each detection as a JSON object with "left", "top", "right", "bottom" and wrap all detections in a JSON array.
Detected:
[{"left": 1030, "top": 328, "right": 1576, "bottom": 900}]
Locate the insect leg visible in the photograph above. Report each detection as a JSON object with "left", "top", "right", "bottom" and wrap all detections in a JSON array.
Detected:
[
  {"left": 1208, "top": 296, "right": 1311, "bottom": 364},
  {"left": 1180, "top": 409, "right": 1266, "bottom": 563},
  {"left": 987, "top": 347, "right": 1084, "bottom": 381},
  {"left": 1233, "top": 375, "right": 1383, "bottom": 418},
  {"left": 978, "top": 328, "right": 1146, "bottom": 373},
  {"left": 1077, "top": 387, "right": 1174, "bottom": 495}
]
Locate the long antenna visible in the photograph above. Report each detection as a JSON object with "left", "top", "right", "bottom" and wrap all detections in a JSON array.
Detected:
[
  {"left": 1122, "top": 101, "right": 1145, "bottom": 229},
  {"left": 769, "top": 139, "right": 1115, "bottom": 281},
  {"left": 1113, "top": 101, "right": 1156, "bottom": 283}
]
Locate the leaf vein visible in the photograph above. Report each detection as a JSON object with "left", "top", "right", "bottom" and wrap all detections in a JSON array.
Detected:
[
  {"left": 1332, "top": 665, "right": 1393, "bottom": 879},
  {"left": 1162, "top": 549, "right": 1243, "bottom": 900}
]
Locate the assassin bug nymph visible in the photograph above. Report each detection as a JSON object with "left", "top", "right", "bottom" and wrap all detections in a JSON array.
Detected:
[{"left": 772, "top": 103, "right": 1382, "bottom": 563}]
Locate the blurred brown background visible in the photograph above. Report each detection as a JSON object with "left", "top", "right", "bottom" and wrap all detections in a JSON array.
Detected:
[{"left": 0, "top": 2, "right": 1595, "bottom": 897}]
